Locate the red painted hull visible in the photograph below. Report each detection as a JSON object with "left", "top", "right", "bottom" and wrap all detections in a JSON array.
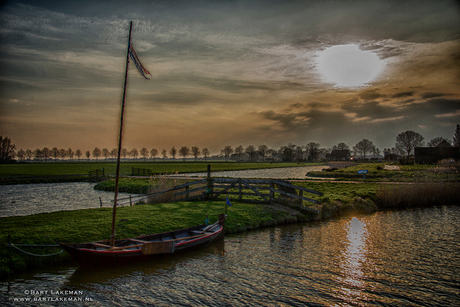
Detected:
[{"left": 60, "top": 216, "right": 225, "bottom": 266}]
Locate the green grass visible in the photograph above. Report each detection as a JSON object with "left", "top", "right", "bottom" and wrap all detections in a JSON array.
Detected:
[
  {"left": 0, "top": 162, "right": 311, "bottom": 178},
  {"left": 307, "top": 162, "right": 460, "bottom": 182},
  {"left": 0, "top": 200, "right": 300, "bottom": 276}
]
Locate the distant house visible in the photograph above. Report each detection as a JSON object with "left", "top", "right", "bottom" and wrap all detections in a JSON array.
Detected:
[
  {"left": 415, "top": 141, "right": 460, "bottom": 164},
  {"left": 327, "top": 150, "right": 351, "bottom": 161}
]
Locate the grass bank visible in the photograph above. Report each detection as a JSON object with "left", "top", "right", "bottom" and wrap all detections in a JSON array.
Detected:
[
  {"left": 2, "top": 179, "right": 459, "bottom": 278},
  {"left": 0, "top": 200, "right": 314, "bottom": 277},
  {"left": 0, "top": 162, "right": 312, "bottom": 184},
  {"left": 307, "top": 162, "right": 460, "bottom": 182}
]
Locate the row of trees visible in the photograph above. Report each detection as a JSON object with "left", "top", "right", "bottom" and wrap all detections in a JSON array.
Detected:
[{"left": 2, "top": 125, "right": 459, "bottom": 163}]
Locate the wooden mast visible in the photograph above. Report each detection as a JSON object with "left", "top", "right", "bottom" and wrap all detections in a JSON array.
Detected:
[{"left": 111, "top": 21, "right": 133, "bottom": 246}]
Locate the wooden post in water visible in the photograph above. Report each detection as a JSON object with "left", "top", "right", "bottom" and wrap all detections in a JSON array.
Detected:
[{"left": 111, "top": 21, "right": 133, "bottom": 247}]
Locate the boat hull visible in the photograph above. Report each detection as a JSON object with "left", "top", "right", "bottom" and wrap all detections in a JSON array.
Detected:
[{"left": 60, "top": 215, "right": 225, "bottom": 266}]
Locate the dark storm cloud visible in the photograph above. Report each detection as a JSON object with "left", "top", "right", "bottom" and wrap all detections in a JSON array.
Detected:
[
  {"left": 390, "top": 91, "right": 415, "bottom": 99},
  {"left": 421, "top": 92, "right": 447, "bottom": 99},
  {"left": 359, "top": 90, "right": 384, "bottom": 100}
]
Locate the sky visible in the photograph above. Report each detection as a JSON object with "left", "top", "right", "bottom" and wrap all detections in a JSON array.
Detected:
[{"left": 1, "top": 0, "right": 459, "bottom": 156}]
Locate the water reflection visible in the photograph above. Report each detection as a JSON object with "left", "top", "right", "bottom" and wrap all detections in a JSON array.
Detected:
[
  {"left": 336, "top": 217, "right": 371, "bottom": 305},
  {"left": 2, "top": 207, "right": 459, "bottom": 306}
]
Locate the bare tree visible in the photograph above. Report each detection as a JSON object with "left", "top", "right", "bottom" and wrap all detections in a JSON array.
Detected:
[
  {"left": 245, "top": 145, "right": 256, "bottom": 162},
  {"left": 130, "top": 148, "right": 138, "bottom": 160},
  {"left": 295, "top": 146, "right": 304, "bottom": 161},
  {"left": 161, "top": 149, "right": 167, "bottom": 160},
  {"left": 428, "top": 137, "right": 451, "bottom": 147},
  {"left": 121, "top": 148, "right": 128, "bottom": 160},
  {"left": 0, "top": 136, "right": 16, "bottom": 163},
  {"left": 150, "top": 148, "right": 158, "bottom": 161},
  {"left": 395, "top": 130, "right": 424, "bottom": 158},
  {"left": 75, "top": 149, "right": 82, "bottom": 161},
  {"left": 86, "top": 150, "right": 90, "bottom": 161},
  {"left": 17, "top": 149, "right": 25, "bottom": 161},
  {"left": 68, "top": 148, "right": 74, "bottom": 161},
  {"left": 353, "top": 139, "right": 375, "bottom": 159},
  {"left": 191, "top": 146, "right": 200, "bottom": 162},
  {"left": 140, "top": 147, "right": 149, "bottom": 161},
  {"left": 258, "top": 145, "right": 268, "bottom": 162},
  {"left": 235, "top": 145, "right": 244, "bottom": 162},
  {"left": 26, "top": 149, "right": 33, "bottom": 161},
  {"left": 453, "top": 124, "right": 460, "bottom": 147},
  {"left": 169, "top": 146, "right": 177, "bottom": 160},
  {"left": 34, "top": 148, "right": 42, "bottom": 162},
  {"left": 333, "top": 142, "right": 349, "bottom": 150},
  {"left": 110, "top": 148, "right": 117, "bottom": 162},
  {"left": 92, "top": 147, "right": 102, "bottom": 161},
  {"left": 179, "top": 146, "right": 190, "bottom": 161},
  {"left": 202, "top": 148, "right": 210, "bottom": 161},
  {"left": 59, "top": 148, "right": 67, "bottom": 161},
  {"left": 52, "top": 147, "right": 59, "bottom": 162},
  {"left": 222, "top": 145, "right": 233, "bottom": 162},
  {"left": 306, "top": 142, "right": 320, "bottom": 161},
  {"left": 42, "top": 147, "right": 50, "bottom": 163},
  {"left": 102, "top": 148, "right": 110, "bottom": 160}
]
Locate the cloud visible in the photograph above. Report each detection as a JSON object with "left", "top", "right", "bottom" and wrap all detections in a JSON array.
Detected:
[
  {"left": 359, "top": 90, "right": 383, "bottom": 100},
  {"left": 421, "top": 92, "right": 447, "bottom": 99},
  {"left": 390, "top": 91, "right": 415, "bottom": 98}
]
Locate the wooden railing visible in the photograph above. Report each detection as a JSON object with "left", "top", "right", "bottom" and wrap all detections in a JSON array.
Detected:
[
  {"left": 88, "top": 168, "right": 104, "bottom": 182},
  {"left": 115, "top": 177, "right": 323, "bottom": 211}
]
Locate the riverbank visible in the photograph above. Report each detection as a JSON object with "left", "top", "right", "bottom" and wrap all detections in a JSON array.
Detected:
[
  {"left": 2, "top": 179, "right": 459, "bottom": 278},
  {"left": 0, "top": 162, "right": 310, "bottom": 185}
]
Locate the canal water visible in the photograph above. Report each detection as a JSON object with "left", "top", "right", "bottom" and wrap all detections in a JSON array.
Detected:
[
  {"left": 0, "top": 166, "right": 325, "bottom": 218},
  {"left": 0, "top": 182, "right": 123, "bottom": 218},
  {"left": 170, "top": 165, "right": 327, "bottom": 179},
  {"left": 1, "top": 206, "right": 459, "bottom": 306}
]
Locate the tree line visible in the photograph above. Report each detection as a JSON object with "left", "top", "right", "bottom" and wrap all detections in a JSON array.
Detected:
[{"left": 2, "top": 125, "right": 459, "bottom": 163}]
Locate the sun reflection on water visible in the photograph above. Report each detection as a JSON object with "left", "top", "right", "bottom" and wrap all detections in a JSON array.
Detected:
[{"left": 336, "top": 217, "right": 371, "bottom": 305}]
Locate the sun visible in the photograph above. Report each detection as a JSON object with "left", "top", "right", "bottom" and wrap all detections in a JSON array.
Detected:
[{"left": 316, "top": 44, "right": 384, "bottom": 88}]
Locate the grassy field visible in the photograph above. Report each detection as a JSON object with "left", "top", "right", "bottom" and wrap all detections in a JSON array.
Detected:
[
  {"left": 1, "top": 160, "right": 459, "bottom": 277},
  {"left": 0, "top": 161, "right": 310, "bottom": 179},
  {"left": 0, "top": 200, "right": 310, "bottom": 276},
  {"left": 307, "top": 162, "right": 460, "bottom": 182}
]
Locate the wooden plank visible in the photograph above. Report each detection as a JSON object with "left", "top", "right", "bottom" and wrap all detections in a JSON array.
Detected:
[
  {"left": 172, "top": 179, "right": 208, "bottom": 189},
  {"left": 272, "top": 188, "right": 321, "bottom": 204},
  {"left": 213, "top": 178, "right": 271, "bottom": 185},
  {"left": 242, "top": 180, "right": 269, "bottom": 202},
  {"left": 213, "top": 180, "right": 238, "bottom": 197},
  {"left": 271, "top": 179, "right": 323, "bottom": 196},
  {"left": 141, "top": 241, "right": 174, "bottom": 255},
  {"left": 174, "top": 185, "right": 207, "bottom": 197},
  {"left": 130, "top": 238, "right": 149, "bottom": 243}
]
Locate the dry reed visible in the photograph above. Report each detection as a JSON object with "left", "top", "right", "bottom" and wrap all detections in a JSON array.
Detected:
[{"left": 375, "top": 181, "right": 460, "bottom": 209}]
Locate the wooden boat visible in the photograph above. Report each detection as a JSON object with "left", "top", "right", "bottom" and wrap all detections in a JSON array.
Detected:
[
  {"left": 60, "top": 214, "right": 225, "bottom": 264},
  {"left": 60, "top": 22, "right": 227, "bottom": 265}
]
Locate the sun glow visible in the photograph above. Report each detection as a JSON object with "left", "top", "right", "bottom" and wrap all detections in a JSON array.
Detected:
[{"left": 316, "top": 44, "right": 384, "bottom": 88}]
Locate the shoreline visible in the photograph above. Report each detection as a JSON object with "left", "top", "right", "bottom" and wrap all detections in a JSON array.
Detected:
[{"left": 2, "top": 193, "right": 459, "bottom": 279}]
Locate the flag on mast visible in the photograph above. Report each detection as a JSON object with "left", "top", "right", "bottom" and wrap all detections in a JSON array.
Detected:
[{"left": 128, "top": 42, "right": 152, "bottom": 79}]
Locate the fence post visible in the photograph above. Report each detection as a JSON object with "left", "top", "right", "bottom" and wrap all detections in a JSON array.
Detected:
[
  {"left": 269, "top": 181, "right": 274, "bottom": 203},
  {"left": 99, "top": 197, "right": 103, "bottom": 208},
  {"left": 206, "top": 164, "right": 212, "bottom": 199},
  {"left": 239, "top": 179, "right": 242, "bottom": 201},
  {"left": 129, "top": 195, "right": 132, "bottom": 206}
]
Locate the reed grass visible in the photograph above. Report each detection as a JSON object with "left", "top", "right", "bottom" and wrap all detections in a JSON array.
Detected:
[{"left": 375, "top": 182, "right": 460, "bottom": 209}]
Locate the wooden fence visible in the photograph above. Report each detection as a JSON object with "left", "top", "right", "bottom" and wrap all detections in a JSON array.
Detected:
[
  {"left": 132, "top": 167, "right": 154, "bottom": 176},
  {"left": 88, "top": 168, "right": 104, "bottom": 182},
  {"left": 115, "top": 177, "right": 323, "bottom": 211}
]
